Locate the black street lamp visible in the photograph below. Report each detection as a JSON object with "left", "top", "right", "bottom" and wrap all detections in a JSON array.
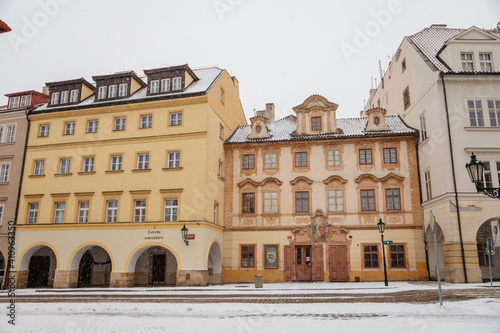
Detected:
[
  {"left": 466, "top": 153, "right": 500, "bottom": 199},
  {"left": 181, "top": 224, "right": 189, "bottom": 245},
  {"left": 377, "top": 218, "right": 389, "bottom": 287}
]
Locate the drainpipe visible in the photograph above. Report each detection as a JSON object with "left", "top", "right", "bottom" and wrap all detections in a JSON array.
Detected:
[
  {"left": 415, "top": 131, "right": 430, "bottom": 279},
  {"left": 440, "top": 72, "right": 468, "bottom": 283}
]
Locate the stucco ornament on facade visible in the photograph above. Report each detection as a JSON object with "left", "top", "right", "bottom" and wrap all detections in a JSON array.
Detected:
[{"left": 291, "top": 209, "right": 349, "bottom": 243}]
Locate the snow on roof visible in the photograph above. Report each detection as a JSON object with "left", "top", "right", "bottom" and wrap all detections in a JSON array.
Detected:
[
  {"left": 408, "top": 27, "right": 500, "bottom": 72},
  {"left": 226, "top": 114, "right": 416, "bottom": 144},
  {"left": 33, "top": 67, "right": 223, "bottom": 113}
]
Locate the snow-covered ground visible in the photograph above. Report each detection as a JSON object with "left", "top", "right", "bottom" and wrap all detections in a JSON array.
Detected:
[{"left": 1, "top": 282, "right": 499, "bottom": 333}]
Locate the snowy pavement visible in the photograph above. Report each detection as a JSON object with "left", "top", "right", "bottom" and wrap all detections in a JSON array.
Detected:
[{"left": 1, "top": 281, "right": 500, "bottom": 333}]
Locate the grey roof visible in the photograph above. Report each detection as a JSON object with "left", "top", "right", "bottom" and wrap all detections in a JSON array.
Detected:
[
  {"left": 408, "top": 27, "right": 500, "bottom": 73},
  {"left": 225, "top": 115, "right": 416, "bottom": 144},
  {"left": 33, "top": 67, "right": 223, "bottom": 113}
]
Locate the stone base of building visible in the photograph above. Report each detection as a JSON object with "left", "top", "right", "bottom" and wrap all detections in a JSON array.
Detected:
[
  {"left": 208, "top": 273, "right": 222, "bottom": 284},
  {"left": 53, "top": 270, "right": 78, "bottom": 288},
  {"left": 13, "top": 270, "right": 28, "bottom": 288},
  {"left": 443, "top": 242, "right": 482, "bottom": 283},
  {"left": 176, "top": 270, "right": 209, "bottom": 286},
  {"left": 110, "top": 272, "right": 135, "bottom": 287},
  {"left": 222, "top": 268, "right": 284, "bottom": 283}
]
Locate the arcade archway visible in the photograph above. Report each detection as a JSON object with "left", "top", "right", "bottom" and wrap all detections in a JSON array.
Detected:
[{"left": 133, "top": 246, "right": 178, "bottom": 286}]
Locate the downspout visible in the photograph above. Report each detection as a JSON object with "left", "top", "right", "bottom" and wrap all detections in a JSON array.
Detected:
[
  {"left": 440, "top": 72, "right": 468, "bottom": 283},
  {"left": 415, "top": 130, "right": 430, "bottom": 279}
]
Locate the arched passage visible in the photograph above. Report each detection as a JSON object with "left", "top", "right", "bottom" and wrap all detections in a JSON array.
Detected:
[
  {"left": 131, "top": 245, "right": 178, "bottom": 286},
  {"left": 425, "top": 222, "right": 445, "bottom": 281},
  {"left": 25, "top": 246, "right": 57, "bottom": 288},
  {"left": 71, "top": 246, "right": 112, "bottom": 288},
  {"left": 208, "top": 241, "right": 222, "bottom": 284},
  {"left": 476, "top": 218, "right": 500, "bottom": 281}
]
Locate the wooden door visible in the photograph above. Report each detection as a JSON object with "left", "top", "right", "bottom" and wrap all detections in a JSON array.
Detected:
[
  {"left": 152, "top": 254, "right": 166, "bottom": 284},
  {"left": 284, "top": 245, "right": 293, "bottom": 281},
  {"left": 329, "top": 245, "right": 349, "bottom": 282},
  {"left": 312, "top": 245, "right": 324, "bottom": 281},
  {"left": 295, "top": 246, "right": 312, "bottom": 281}
]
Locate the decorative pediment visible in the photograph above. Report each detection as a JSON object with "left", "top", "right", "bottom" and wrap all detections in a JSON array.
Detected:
[
  {"left": 448, "top": 26, "right": 499, "bottom": 43},
  {"left": 364, "top": 108, "right": 389, "bottom": 132},
  {"left": 323, "top": 175, "right": 348, "bottom": 185},
  {"left": 291, "top": 209, "right": 349, "bottom": 243},
  {"left": 379, "top": 172, "right": 405, "bottom": 183},
  {"left": 354, "top": 174, "right": 379, "bottom": 183},
  {"left": 292, "top": 94, "right": 338, "bottom": 113},
  {"left": 290, "top": 176, "right": 314, "bottom": 186},
  {"left": 292, "top": 94, "right": 340, "bottom": 135},
  {"left": 237, "top": 178, "right": 260, "bottom": 188},
  {"left": 248, "top": 116, "right": 271, "bottom": 139},
  {"left": 260, "top": 177, "right": 283, "bottom": 187}
]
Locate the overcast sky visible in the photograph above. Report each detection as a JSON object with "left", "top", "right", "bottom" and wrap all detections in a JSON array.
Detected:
[{"left": 1, "top": 0, "right": 499, "bottom": 120}]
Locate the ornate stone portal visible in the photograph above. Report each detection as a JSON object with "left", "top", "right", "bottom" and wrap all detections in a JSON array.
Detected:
[{"left": 291, "top": 209, "right": 349, "bottom": 243}]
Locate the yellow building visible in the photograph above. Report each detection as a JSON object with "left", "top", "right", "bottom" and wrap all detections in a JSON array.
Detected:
[
  {"left": 223, "top": 95, "right": 428, "bottom": 283},
  {"left": 13, "top": 65, "right": 246, "bottom": 288}
]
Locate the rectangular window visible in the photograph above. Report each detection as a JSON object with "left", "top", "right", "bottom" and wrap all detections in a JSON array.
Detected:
[
  {"left": 214, "top": 202, "right": 218, "bottom": 224},
  {"left": 295, "top": 152, "right": 307, "bottom": 167},
  {"left": 295, "top": 191, "right": 309, "bottom": 213},
  {"left": 119, "top": 83, "right": 127, "bottom": 97},
  {"left": 389, "top": 244, "right": 406, "bottom": 268},
  {"left": 78, "top": 201, "right": 89, "bottom": 223},
  {"left": 83, "top": 157, "right": 94, "bottom": 173},
  {"left": 39, "top": 124, "right": 50, "bottom": 137},
  {"left": 164, "top": 199, "right": 178, "bottom": 222},
  {"left": 140, "top": 115, "right": 152, "bottom": 128},
  {"left": 60, "top": 91, "right": 69, "bottom": 104},
  {"left": 59, "top": 159, "right": 71, "bottom": 174},
  {"left": 328, "top": 190, "right": 344, "bottom": 212},
  {"left": 242, "top": 193, "right": 255, "bottom": 214},
  {"left": 403, "top": 86, "right": 410, "bottom": 110},
  {"left": 461, "top": 53, "right": 474, "bottom": 71},
  {"left": 150, "top": 80, "right": 159, "bottom": 94},
  {"left": 420, "top": 114, "right": 428, "bottom": 141},
  {"left": 0, "top": 163, "right": 10, "bottom": 182},
  {"left": 359, "top": 149, "right": 372, "bottom": 164},
  {"left": 264, "top": 153, "right": 278, "bottom": 168},
  {"left": 483, "top": 162, "right": 493, "bottom": 188},
  {"left": 0, "top": 205, "right": 3, "bottom": 225},
  {"left": 53, "top": 202, "right": 65, "bottom": 224},
  {"left": 468, "top": 100, "right": 484, "bottom": 127},
  {"left": 87, "top": 120, "right": 98, "bottom": 133},
  {"left": 220, "top": 89, "right": 224, "bottom": 103},
  {"left": 34, "top": 160, "right": 44, "bottom": 176},
  {"left": 97, "top": 86, "right": 107, "bottom": 100},
  {"left": 218, "top": 161, "right": 223, "bottom": 177},
  {"left": 327, "top": 150, "right": 341, "bottom": 166},
  {"left": 110, "top": 155, "right": 122, "bottom": 171},
  {"left": 134, "top": 200, "right": 146, "bottom": 222},
  {"left": 106, "top": 200, "right": 118, "bottom": 223},
  {"left": 161, "top": 78, "right": 170, "bottom": 92},
  {"left": 219, "top": 125, "right": 224, "bottom": 139},
  {"left": 383, "top": 148, "right": 397, "bottom": 164},
  {"left": 170, "top": 112, "right": 182, "bottom": 126},
  {"left": 5, "top": 124, "right": 16, "bottom": 143},
  {"left": 364, "top": 245, "right": 379, "bottom": 268},
  {"left": 172, "top": 77, "right": 182, "bottom": 91},
  {"left": 137, "top": 153, "right": 149, "bottom": 170},
  {"left": 64, "top": 122, "right": 75, "bottom": 135},
  {"left": 108, "top": 85, "right": 117, "bottom": 98},
  {"left": 114, "top": 117, "right": 126, "bottom": 131},
  {"left": 50, "top": 92, "right": 59, "bottom": 105},
  {"left": 9, "top": 96, "right": 20, "bottom": 108},
  {"left": 241, "top": 245, "right": 255, "bottom": 268},
  {"left": 168, "top": 152, "right": 180, "bottom": 168},
  {"left": 385, "top": 188, "right": 401, "bottom": 210},
  {"left": 20, "top": 95, "right": 31, "bottom": 107},
  {"left": 243, "top": 154, "right": 255, "bottom": 169},
  {"left": 311, "top": 116, "right": 321, "bottom": 131},
  {"left": 479, "top": 53, "right": 492, "bottom": 72},
  {"left": 263, "top": 192, "right": 279, "bottom": 214},
  {"left": 361, "top": 189, "right": 376, "bottom": 211},
  {"left": 0, "top": 126, "right": 3, "bottom": 143},
  {"left": 27, "top": 203, "right": 39, "bottom": 224},
  {"left": 424, "top": 170, "right": 432, "bottom": 200},
  {"left": 70, "top": 89, "right": 79, "bottom": 103},
  {"left": 487, "top": 100, "right": 500, "bottom": 127}
]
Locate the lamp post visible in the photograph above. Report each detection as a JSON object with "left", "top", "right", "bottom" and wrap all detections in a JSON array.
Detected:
[
  {"left": 377, "top": 218, "right": 389, "bottom": 287},
  {"left": 181, "top": 224, "right": 189, "bottom": 245},
  {"left": 466, "top": 153, "right": 500, "bottom": 199}
]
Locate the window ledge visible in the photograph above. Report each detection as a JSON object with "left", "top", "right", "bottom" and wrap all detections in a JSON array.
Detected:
[
  {"left": 78, "top": 171, "right": 96, "bottom": 175},
  {"left": 105, "top": 170, "right": 124, "bottom": 174},
  {"left": 238, "top": 213, "right": 256, "bottom": 217},
  {"left": 292, "top": 212, "right": 311, "bottom": 216},
  {"left": 55, "top": 173, "right": 72, "bottom": 177},
  {"left": 0, "top": 182, "right": 9, "bottom": 185},
  {"left": 0, "top": 142, "right": 15, "bottom": 145},
  {"left": 464, "top": 126, "right": 500, "bottom": 131},
  {"left": 162, "top": 167, "right": 183, "bottom": 171},
  {"left": 29, "top": 174, "right": 45, "bottom": 178},
  {"left": 132, "top": 169, "right": 152, "bottom": 173}
]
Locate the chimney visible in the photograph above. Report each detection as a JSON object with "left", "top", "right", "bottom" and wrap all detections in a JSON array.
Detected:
[
  {"left": 255, "top": 103, "right": 275, "bottom": 122},
  {"left": 430, "top": 24, "right": 447, "bottom": 29},
  {"left": 42, "top": 86, "right": 49, "bottom": 95}
]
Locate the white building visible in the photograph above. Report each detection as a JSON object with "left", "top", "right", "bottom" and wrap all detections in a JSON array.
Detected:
[{"left": 364, "top": 24, "right": 500, "bottom": 283}]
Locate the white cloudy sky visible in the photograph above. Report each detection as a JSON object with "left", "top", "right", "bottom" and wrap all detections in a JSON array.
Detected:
[{"left": 0, "top": 0, "right": 499, "bottom": 120}]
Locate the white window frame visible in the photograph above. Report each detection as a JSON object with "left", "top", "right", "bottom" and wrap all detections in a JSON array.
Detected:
[
  {"left": 264, "top": 153, "right": 278, "bottom": 168},
  {"left": 59, "top": 159, "right": 71, "bottom": 174},
  {"left": 108, "top": 85, "right": 117, "bottom": 98},
  {"left": 168, "top": 152, "right": 180, "bottom": 169},
  {"left": 134, "top": 200, "right": 146, "bottom": 222},
  {"left": 424, "top": 169, "right": 432, "bottom": 201},
  {"left": 170, "top": 112, "right": 182, "bottom": 126},
  {"left": 110, "top": 155, "right": 122, "bottom": 171},
  {"left": 97, "top": 86, "right": 107, "bottom": 100},
  {"left": 70, "top": 89, "right": 79, "bottom": 103},
  {"left": 468, "top": 100, "right": 484, "bottom": 127},
  {"left": 461, "top": 53, "right": 474, "bottom": 71},
  {"left": 20, "top": 95, "right": 31, "bottom": 107},
  {"left": 263, "top": 192, "right": 279, "bottom": 214},
  {"left": 161, "top": 78, "right": 170, "bottom": 92},
  {"left": 420, "top": 113, "right": 428, "bottom": 141},
  {"left": 83, "top": 157, "right": 95, "bottom": 173},
  {"left": 479, "top": 53, "right": 492, "bottom": 72},
  {"left": 60, "top": 91, "right": 69, "bottom": 104},
  {"left": 140, "top": 114, "right": 152, "bottom": 129},
  {"left": 487, "top": 100, "right": 500, "bottom": 127},
  {"left": 87, "top": 120, "right": 98, "bottom": 133},
  {"left": 214, "top": 202, "right": 218, "bottom": 224},
  {"left": 8, "top": 96, "right": 20, "bottom": 109},
  {"left": 64, "top": 122, "right": 75, "bottom": 135},
  {"left": 114, "top": 117, "right": 126, "bottom": 131},
  {"left": 137, "top": 153, "right": 149, "bottom": 170},
  {"left": 118, "top": 83, "right": 128, "bottom": 97},
  {"left": 327, "top": 150, "right": 341, "bottom": 166},
  {"left": 78, "top": 201, "right": 90, "bottom": 223},
  {"left": 164, "top": 199, "right": 178, "bottom": 222},
  {"left": 34, "top": 160, "right": 45, "bottom": 176},
  {"left": 39, "top": 124, "right": 50, "bottom": 137},
  {"left": 150, "top": 80, "right": 159, "bottom": 94},
  {"left": 106, "top": 200, "right": 118, "bottom": 223},
  {"left": 50, "top": 92, "right": 59, "bottom": 105},
  {"left": 0, "top": 163, "right": 10, "bottom": 182},
  {"left": 483, "top": 161, "right": 493, "bottom": 188},
  {"left": 27, "top": 203, "right": 39, "bottom": 224},
  {"left": 220, "top": 125, "right": 224, "bottom": 139},
  {"left": 328, "top": 189, "right": 344, "bottom": 212},
  {"left": 172, "top": 77, "right": 182, "bottom": 91},
  {"left": 53, "top": 202, "right": 65, "bottom": 224},
  {"left": 5, "top": 124, "right": 16, "bottom": 143}
]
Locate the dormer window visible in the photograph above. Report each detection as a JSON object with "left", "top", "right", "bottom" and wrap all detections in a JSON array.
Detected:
[
  {"left": 161, "top": 78, "right": 170, "bottom": 92},
  {"left": 51, "top": 92, "right": 60, "bottom": 105},
  {"left": 144, "top": 65, "right": 199, "bottom": 96},
  {"left": 461, "top": 53, "right": 474, "bottom": 71},
  {"left": 70, "top": 90, "right": 79, "bottom": 103},
  {"left": 311, "top": 117, "right": 321, "bottom": 131},
  {"left": 97, "top": 86, "right": 106, "bottom": 100},
  {"left": 479, "top": 53, "right": 492, "bottom": 72},
  {"left": 118, "top": 83, "right": 127, "bottom": 97},
  {"left": 150, "top": 80, "right": 159, "bottom": 94},
  {"left": 172, "top": 77, "right": 182, "bottom": 91},
  {"left": 45, "top": 78, "right": 95, "bottom": 106},
  {"left": 20, "top": 95, "right": 31, "bottom": 107},
  {"left": 108, "top": 85, "right": 117, "bottom": 98},
  {"left": 8, "top": 96, "right": 19, "bottom": 108},
  {"left": 60, "top": 91, "right": 69, "bottom": 104},
  {"left": 92, "top": 71, "right": 145, "bottom": 102}
]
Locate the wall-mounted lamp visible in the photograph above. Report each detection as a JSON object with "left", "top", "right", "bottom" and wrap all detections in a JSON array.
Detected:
[
  {"left": 181, "top": 224, "right": 189, "bottom": 245},
  {"left": 466, "top": 153, "right": 500, "bottom": 199}
]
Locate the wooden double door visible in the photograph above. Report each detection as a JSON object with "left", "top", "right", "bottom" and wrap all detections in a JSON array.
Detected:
[{"left": 284, "top": 244, "right": 349, "bottom": 282}]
